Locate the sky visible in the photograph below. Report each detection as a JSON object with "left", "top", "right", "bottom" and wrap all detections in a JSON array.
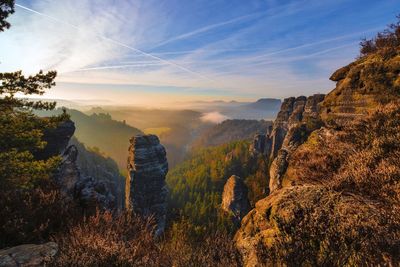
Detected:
[{"left": 0, "top": 0, "right": 399, "bottom": 107}]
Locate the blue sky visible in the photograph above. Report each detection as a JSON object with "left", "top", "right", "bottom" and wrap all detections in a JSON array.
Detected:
[{"left": 0, "top": 0, "right": 399, "bottom": 106}]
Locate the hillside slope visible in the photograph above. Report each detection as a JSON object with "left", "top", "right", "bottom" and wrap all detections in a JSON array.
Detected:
[
  {"left": 37, "top": 108, "right": 143, "bottom": 169},
  {"left": 167, "top": 141, "right": 269, "bottom": 233}
]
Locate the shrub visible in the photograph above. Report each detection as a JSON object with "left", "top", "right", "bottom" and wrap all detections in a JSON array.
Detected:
[{"left": 0, "top": 181, "right": 77, "bottom": 248}]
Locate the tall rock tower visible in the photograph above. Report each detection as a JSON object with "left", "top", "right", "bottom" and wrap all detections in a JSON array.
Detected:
[{"left": 126, "top": 135, "right": 168, "bottom": 236}]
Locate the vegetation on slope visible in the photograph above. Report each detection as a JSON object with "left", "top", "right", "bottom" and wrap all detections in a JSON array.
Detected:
[
  {"left": 192, "top": 119, "right": 272, "bottom": 149},
  {"left": 167, "top": 141, "right": 268, "bottom": 234}
]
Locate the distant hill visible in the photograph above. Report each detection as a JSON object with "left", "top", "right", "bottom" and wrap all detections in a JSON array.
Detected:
[
  {"left": 242, "top": 98, "right": 282, "bottom": 111},
  {"left": 180, "top": 98, "right": 282, "bottom": 120},
  {"left": 36, "top": 108, "right": 143, "bottom": 169},
  {"left": 192, "top": 119, "right": 272, "bottom": 148},
  {"left": 87, "top": 107, "right": 202, "bottom": 130},
  {"left": 86, "top": 107, "right": 204, "bottom": 168}
]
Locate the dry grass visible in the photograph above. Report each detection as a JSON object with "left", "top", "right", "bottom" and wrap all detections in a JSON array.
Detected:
[
  {"left": 52, "top": 211, "right": 242, "bottom": 267},
  {"left": 52, "top": 211, "right": 167, "bottom": 267}
]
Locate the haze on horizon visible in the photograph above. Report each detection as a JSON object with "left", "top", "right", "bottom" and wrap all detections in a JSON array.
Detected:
[{"left": 0, "top": 0, "right": 399, "bottom": 107}]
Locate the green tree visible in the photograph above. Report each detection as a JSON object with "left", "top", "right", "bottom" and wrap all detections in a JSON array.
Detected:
[
  {"left": 0, "top": 0, "right": 14, "bottom": 32},
  {"left": 0, "top": 1, "right": 69, "bottom": 189}
]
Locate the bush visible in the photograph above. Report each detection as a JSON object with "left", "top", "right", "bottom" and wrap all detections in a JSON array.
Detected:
[{"left": 360, "top": 15, "right": 400, "bottom": 58}]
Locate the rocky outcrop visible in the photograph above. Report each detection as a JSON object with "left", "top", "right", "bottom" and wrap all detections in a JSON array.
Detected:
[
  {"left": 126, "top": 135, "right": 168, "bottom": 236},
  {"left": 250, "top": 95, "right": 325, "bottom": 193},
  {"left": 320, "top": 53, "right": 400, "bottom": 125},
  {"left": 71, "top": 137, "right": 124, "bottom": 211},
  {"left": 221, "top": 175, "right": 251, "bottom": 224},
  {"left": 34, "top": 120, "right": 75, "bottom": 160},
  {"left": 40, "top": 121, "right": 119, "bottom": 213},
  {"left": 56, "top": 145, "right": 117, "bottom": 213},
  {"left": 0, "top": 242, "right": 58, "bottom": 267},
  {"left": 251, "top": 95, "right": 324, "bottom": 160},
  {"left": 235, "top": 186, "right": 390, "bottom": 266}
]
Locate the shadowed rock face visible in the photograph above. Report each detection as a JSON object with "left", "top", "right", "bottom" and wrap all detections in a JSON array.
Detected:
[
  {"left": 222, "top": 175, "right": 251, "bottom": 224},
  {"left": 34, "top": 120, "right": 75, "bottom": 160},
  {"left": 126, "top": 135, "right": 168, "bottom": 236}
]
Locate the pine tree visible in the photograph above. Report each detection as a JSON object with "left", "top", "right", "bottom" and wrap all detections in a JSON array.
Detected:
[{"left": 0, "top": 1, "right": 69, "bottom": 189}]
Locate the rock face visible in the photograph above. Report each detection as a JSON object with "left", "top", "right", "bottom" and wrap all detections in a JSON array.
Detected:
[
  {"left": 320, "top": 53, "right": 400, "bottom": 125},
  {"left": 251, "top": 95, "right": 325, "bottom": 193},
  {"left": 269, "top": 149, "right": 289, "bottom": 192},
  {"left": 126, "top": 135, "right": 168, "bottom": 236},
  {"left": 221, "top": 175, "right": 251, "bottom": 224},
  {"left": 235, "top": 186, "right": 388, "bottom": 267},
  {"left": 0, "top": 242, "right": 58, "bottom": 267}
]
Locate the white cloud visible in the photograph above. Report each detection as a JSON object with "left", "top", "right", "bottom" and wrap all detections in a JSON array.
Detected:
[{"left": 200, "top": 112, "right": 229, "bottom": 124}]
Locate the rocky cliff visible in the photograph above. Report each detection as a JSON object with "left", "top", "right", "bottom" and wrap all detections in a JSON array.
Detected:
[
  {"left": 251, "top": 94, "right": 325, "bottom": 193},
  {"left": 126, "top": 135, "right": 168, "bottom": 236},
  {"left": 221, "top": 175, "right": 251, "bottom": 224},
  {"left": 236, "top": 26, "right": 400, "bottom": 266},
  {"left": 40, "top": 120, "right": 119, "bottom": 213}
]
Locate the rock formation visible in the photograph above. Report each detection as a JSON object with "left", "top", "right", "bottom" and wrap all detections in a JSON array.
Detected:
[
  {"left": 269, "top": 149, "right": 288, "bottom": 192},
  {"left": 221, "top": 175, "right": 251, "bottom": 224},
  {"left": 251, "top": 94, "right": 325, "bottom": 193},
  {"left": 236, "top": 31, "right": 400, "bottom": 265},
  {"left": 36, "top": 120, "right": 118, "bottom": 213},
  {"left": 126, "top": 135, "right": 168, "bottom": 236},
  {"left": 0, "top": 242, "right": 58, "bottom": 267},
  {"left": 33, "top": 120, "right": 75, "bottom": 160}
]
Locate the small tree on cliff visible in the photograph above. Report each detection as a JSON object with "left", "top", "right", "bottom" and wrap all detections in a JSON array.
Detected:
[{"left": 0, "top": 0, "right": 68, "bottom": 189}]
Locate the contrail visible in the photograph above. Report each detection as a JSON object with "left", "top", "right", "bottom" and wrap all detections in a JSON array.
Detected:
[
  {"left": 151, "top": 11, "right": 264, "bottom": 49},
  {"left": 150, "top": 0, "right": 312, "bottom": 50},
  {"left": 15, "top": 3, "right": 211, "bottom": 81},
  {"left": 75, "top": 63, "right": 167, "bottom": 72}
]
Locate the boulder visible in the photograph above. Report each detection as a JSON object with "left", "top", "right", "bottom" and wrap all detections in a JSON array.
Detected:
[{"left": 0, "top": 242, "right": 58, "bottom": 267}]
